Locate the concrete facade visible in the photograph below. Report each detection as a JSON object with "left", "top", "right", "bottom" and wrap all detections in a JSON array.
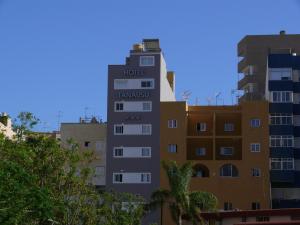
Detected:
[
  {"left": 106, "top": 39, "right": 175, "bottom": 224},
  {"left": 160, "top": 101, "right": 271, "bottom": 225},
  {"left": 60, "top": 118, "right": 106, "bottom": 187}
]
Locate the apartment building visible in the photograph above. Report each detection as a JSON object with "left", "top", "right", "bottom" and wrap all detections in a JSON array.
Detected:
[
  {"left": 106, "top": 39, "right": 175, "bottom": 224},
  {"left": 60, "top": 117, "right": 106, "bottom": 187},
  {"left": 0, "top": 112, "right": 15, "bottom": 139},
  {"left": 238, "top": 32, "right": 300, "bottom": 208},
  {"left": 160, "top": 101, "right": 270, "bottom": 225}
]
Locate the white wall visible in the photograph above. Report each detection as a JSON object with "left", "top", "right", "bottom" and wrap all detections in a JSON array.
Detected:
[{"left": 160, "top": 54, "right": 176, "bottom": 101}]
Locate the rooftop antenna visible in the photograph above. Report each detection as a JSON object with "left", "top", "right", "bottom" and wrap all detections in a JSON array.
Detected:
[
  {"left": 181, "top": 90, "right": 192, "bottom": 102},
  {"left": 215, "top": 92, "right": 221, "bottom": 105},
  {"left": 56, "top": 111, "right": 63, "bottom": 131}
]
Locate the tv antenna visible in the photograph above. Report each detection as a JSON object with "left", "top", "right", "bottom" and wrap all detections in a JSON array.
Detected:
[
  {"left": 56, "top": 111, "right": 63, "bottom": 131},
  {"left": 181, "top": 90, "right": 192, "bottom": 102},
  {"left": 215, "top": 92, "right": 221, "bottom": 105}
]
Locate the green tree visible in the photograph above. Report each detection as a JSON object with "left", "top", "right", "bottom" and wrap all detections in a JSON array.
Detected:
[
  {"left": 0, "top": 112, "right": 147, "bottom": 225},
  {"left": 149, "top": 161, "right": 217, "bottom": 225},
  {"left": 97, "top": 191, "right": 146, "bottom": 225}
]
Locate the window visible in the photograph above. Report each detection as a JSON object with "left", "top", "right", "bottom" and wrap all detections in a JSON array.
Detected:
[
  {"left": 270, "top": 135, "right": 293, "bottom": 147},
  {"left": 256, "top": 216, "right": 269, "bottom": 222},
  {"left": 271, "top": 91, "right": 293, "bottom": 103},
  {"left": 141, "top": 173, "right": 151, "bottom": 183},
  {"left": 224, "top": 123, "right": 234, "bottom": 131},
  {"left": 270, "top": 113, "right": 293, "bottom": 125},
  {"left": 220, "top": 164, "right": 239, "bottom": 177},
  {"left": 196, "top": 148, "right": 206, "bottom": 156},
  {"left": 269, "top": 68, "right": 292, "bottom": 80},
  {"left": 224, "top": 202, "right": 233, "bottom": 211},
  {"left": 168, "top": 120, "right": 177, "bottom": 128},
  {"left": 142, "top": 125, "right": 151, "bottom": 134},
  {"left": 114, "top": 79, "right": 128, "bottom": 89},
  {"left": 142, "top": 102, "right": 152, "bottom": 111},
  {"left": 115, "top": 102, "right": 124, "bottom": 111},
  {"left": 114, "top": 174, "right": 123, "bottom": 183},
  {"left": 114, "top": 148, "right": 123, "bottom": 157},
  {"left": 140, "top": 56, "right": 155, "bottom": 66},
  {"left": 114, "top": 125, "right": 124, "bottom": 134},
  {"left": 141, "top": 80, "right": 154, "bottom": 88},
  {"left": 250, "top": 143, "right": 261, "bottom": 152},
  {"left": 220, "top": 147, "right": 233, "bottom": 156},
  {"left": 168, "top": 144, "right": 177, "bottom": 153},
  {"left": 250, "top": 119, "right": 260, "bottom": 127},
  {"left": 252, "top": 202, "right": 261, "bottom": 210},
  {"left": 251, "top": 168, "right": 261, "bottom": 177},
  {"left": 197, "top": 122, "right": 206, "bottom": 132},
  {"left": 84, "top": 141, "right": 90, "bottom": 147},
  {"left": 141, "top": 148, "right": 151, "bottom": 157},
  {"left": 270, "top": 158, "right": 294, "bottom": 170}
]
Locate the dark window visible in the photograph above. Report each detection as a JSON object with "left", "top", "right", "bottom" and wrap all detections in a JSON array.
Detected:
[
  {"left": 252, "top": 202, "right": 260, "bottom": 210},
  {"left": 220, "top": 164, "right": 239, "bottom": 177},
  {"left": 256, "top": 216, "right": 269, "bottom": 222},
  {"left": 224, "top": 202, "right": 232, "bottom": 211},
  {"left": 84, "top": 141, "right": 90, "bottom": 147}
]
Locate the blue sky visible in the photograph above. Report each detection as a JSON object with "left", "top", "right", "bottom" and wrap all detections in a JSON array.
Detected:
[{"left": 1, "top": 0, "right": 300, "bottom": 131}]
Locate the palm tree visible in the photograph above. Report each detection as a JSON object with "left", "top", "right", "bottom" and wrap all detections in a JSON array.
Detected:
[{"left": 149, "top": 161, "right": 217, "bottom": 225}]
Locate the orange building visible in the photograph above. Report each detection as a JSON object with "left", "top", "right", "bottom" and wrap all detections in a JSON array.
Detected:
[{"left": 160, "top": 101, "right": 271, "bottom": 224}]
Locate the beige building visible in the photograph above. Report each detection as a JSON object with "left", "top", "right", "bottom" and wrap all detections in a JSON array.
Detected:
[
  {"left": 0, "top": 112, "right": 15, "bottom": 139},
  {"left": 60, "top": 117, "right": 106, "bottom": 187}
]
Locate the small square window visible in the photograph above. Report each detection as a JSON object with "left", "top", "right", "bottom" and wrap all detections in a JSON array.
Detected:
[
  {"left": 142, "top": 102, "right": 152, "bottom": 111},
  {"left": 84, "top": 141, "right": 90, "bottom": 147},
  {"left": 141, "top": 148, "right": 151, "bottom": 157},
  {"left": 140, "top": 56, "right": 155, "bottom": 66},
  {"left": 250, "top": 143, "right": 261, "bottom": 152},
  {"left": 197, "top": 122, "right": 206, "bottom": 132},
  {"left": 168, "top": 144, "right": 177, "bottom": 153},
  {"left": 115, "top": 125, "right": 124, "bottom": 134},
  {"left": 196, "top": 147, "right": 206, "bottom": 156},
  {"left": 252, "top": 202, "right": 260, "bottom": 210},
  {"left": 224, "top": 123, "right": 234, "bottom": 131},
  {"left": 251, "top": 168, "right": 261, "bottom": 177},
  {"left": 141, "top": 80, "right": 154, "bottom": 88},
  {"left": 251, "top": 119, "right": 261, "bottom": 127},
  {"left": 115, "top": 102, "right": 124, "bottom": 111},
  {"left": 114, "top": 174, "right": 123, "bottom": 183},
  {"left": 220, "top": 147, "right": 233, "bottom": 156},
  {"left": 168, "top": 120, "right": 177, "bottom": 128},
  {"left": 142, "top": 125, "right": 151, "bottom": 134},
  {"left": 114, "top": 148, "right": 123, "bottom": 157},
  {"left": 141, "top": 173, "right": 151, "bottom": 183}
]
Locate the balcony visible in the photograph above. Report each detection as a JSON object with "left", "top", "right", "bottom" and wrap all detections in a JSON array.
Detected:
[
  {"left": 238, "top": 57, "right": 248, "bottom": 73},
  {"left": 270, "top": 147, "right": 294, "bottom": 158},
  {"left": 238, "top": 92, "right": 264, "bottom": 102},
  {"left": 238, "top": 75, "right": 259, "bottom": 90},
  {"left": 270, "top": 170, "right": 295, "bottom": 183},
  {"left": 272, "top": 199, "right": 300, "bottom": 209}
]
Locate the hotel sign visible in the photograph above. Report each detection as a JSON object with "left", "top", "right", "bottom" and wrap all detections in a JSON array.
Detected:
[
  {"left": 115, "top": 91, "right": 151, "bottom": 99},
  {"left": 123, "top": 69, "right": 145, "bottom": 76}
]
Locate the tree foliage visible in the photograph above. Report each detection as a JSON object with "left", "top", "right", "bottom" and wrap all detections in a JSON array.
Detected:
[
  {"left": 0, "top": 112, "right": 146, "bottom": 225},
  {"left": 149, "top": 161, "right": 218, "bottom": 225}
]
